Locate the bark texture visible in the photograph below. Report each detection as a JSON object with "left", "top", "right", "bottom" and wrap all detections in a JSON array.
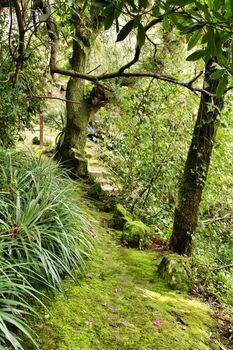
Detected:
[
  {"left": 55, "top": 10, "right": 105, "bottom": 177},
  {"left": 170, "top": 60, "right": 224, "bottom": 255}
]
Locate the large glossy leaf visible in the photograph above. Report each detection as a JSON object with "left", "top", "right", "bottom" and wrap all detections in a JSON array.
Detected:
[
  {"left": 210, "top": 69, "right": 225, "bottom": 80},
  {"left": 188, "top": 29, "right": 202, "bottom": 50},
  {"left": 92, "top": 0, "right": 109, "bottom": 7},
  {"left": 216, "top": 75, "right": 228, "bottom": 97},
  {"left": 186, "top": 49, "right": 206, "bottom": 61},
  {"left": 139, "top": 0, "right": 148, "bottom": 9},
  {"left": 116, "top": 19, "right": 135, "bottom": 42},
  {"left": 104, "top": 6, "right": 115, "bottom": 30},
  {"left": 137, "top": 22, "right": 145, "bottom": 48},
  {"left": 181, "top": 21, "right": 206, "bottom": 34}
]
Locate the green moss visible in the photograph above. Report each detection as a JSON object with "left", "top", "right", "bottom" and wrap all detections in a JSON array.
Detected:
[
  {"left": 157, "top": 254, "right": 192, "bottom": 292},
  {"left": 112, "top": 203, "right": 132, "bottom": 230},
  {"left": 121, "top": 220, "right": 151, "bottom": 248},
  {"left": 24, "top": 198, "right": 218, "bottom": 350},
  {"left": 87, "top": 182, "right": 103, "bottom": 200}
]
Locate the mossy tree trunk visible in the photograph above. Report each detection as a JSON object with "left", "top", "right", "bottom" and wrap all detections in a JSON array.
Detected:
[
  {"left": 55, "top": 11, "right": 105, "bottom": 177},
  {"left": 170, "top": 60, "right": 224, "bottom": 256}
]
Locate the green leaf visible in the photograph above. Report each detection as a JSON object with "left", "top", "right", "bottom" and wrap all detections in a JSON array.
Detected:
[
  {"left": 216, "top": 75, "right": 228, "bottom": 97},
  {"left": 213, "top": 0, "right": 221, "bottom": 11},
  {"left": 162, "top": 16, "right": 170, "bottom": 31},
  {"left": 167, "top": 0, "right": 194, "bottom": 5},
  {"left": 210, "top": 69, "right": 225, "bottom": 80},
  {"left": 181, "top": 21, "right": 206, "bottom": 34},
  {"left": 206, "top": 29, "right": 217, "bottom": 57},
  {"left": 225, "top": 0, "right": 233, "bottom": 19},
  {"left": 92, "top": 0, "right": 110, "bottom": 7},
  {"left": 116, "top": 18, "right": 119, "bottom": 33},
  {"left": 211, "top": 10, "right": 227, "bottom": 22},
  {"left": 104, "top": 7, "right": 115, "bottom": 30},
  {"left": 137, "top": 23, "right": 145, "bottom": 48},
  {"left": 169, "top": 12, "right": 188, "bottom": 30},
  {"left": 186, "top": 49, "right": 206, "bottom": 61},
  {"left": 114, "top": 1, "right": 123, "bottom": 19},
  {"left": 152, "top": 5, "right": 160, "bottom": 16},
  {"left": 139, "top": 0, "right": 148, "bottom": 9},
  {"left": 188, "top": 29, "right": 202, "bottom": 50},
  {"left": 201, "top": 29, "right": 212, "bottom": 44},
  {"left": 116, "top": 19, "right": 135, "bottom": 42}
]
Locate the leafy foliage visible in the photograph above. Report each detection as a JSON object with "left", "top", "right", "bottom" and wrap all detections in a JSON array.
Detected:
[
  {"left": 0, "top": 149, "right": 93, "bottom": 348},
  {"left": 0, "top": 261, "right": 40, "bottom": 350},
  {"left": 97, "top": 79, "right": 196, "bottom": 232}
]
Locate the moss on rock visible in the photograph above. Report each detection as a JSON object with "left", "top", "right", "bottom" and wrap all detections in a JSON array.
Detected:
[
  {"left": 121, "top": 220, "right": 151, "bottom": 248},
  {"left": 157, "top": 254, "right": 192, "bottom": 292},
  {"left": 112, "top": 204, "right": 132, "bottom": 230}
]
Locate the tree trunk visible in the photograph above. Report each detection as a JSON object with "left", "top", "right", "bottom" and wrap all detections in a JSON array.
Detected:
[
  {"left": 55, "top": 12, "right": 104, "bottom": 177},
  {"left": 170, "top": 60, "right": 224, "bottom": 256}
]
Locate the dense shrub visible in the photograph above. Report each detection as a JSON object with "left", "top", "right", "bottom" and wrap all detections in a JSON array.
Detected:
[{"left": 0, "top": 149, "right": 93, "bottom": 348}]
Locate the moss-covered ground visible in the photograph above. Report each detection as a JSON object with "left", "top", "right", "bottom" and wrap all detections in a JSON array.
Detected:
[{"left": 24, "top": 194, "right": 219, "bottom": 350}]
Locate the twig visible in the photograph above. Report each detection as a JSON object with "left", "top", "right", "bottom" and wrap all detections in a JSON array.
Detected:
[
  {"left": 87, "top": 64, "right": 101, "bottom": 74},
  {"left": 202, "top": 214, "right": 233, "bottom": 225},
  {"left": 188, "top": 70, "right": 203, "bottom": 85},
  {"left": 52, "top": 67, "right": 113, "bottom": 91},
  {"left": 214, "top": 264, "right": 233, "bottom": 271},
  {"left": 12, "top": 0, "right": 25, "bottom": 87},
  {"left": 31, "top": 95, "right": 81, "bottom": 105}
]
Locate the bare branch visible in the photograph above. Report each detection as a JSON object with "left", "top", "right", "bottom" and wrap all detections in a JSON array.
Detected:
[
  {"left": 87, "top": 64, "right": 101, "bottom": 74},
  {"left": 12, "top": 0, "right": 25, "bottom": 87},
  {"left": 202, "top": 214, "right": 233, "bottom": 225},
  {"left": 188, "top": 71, "right": 203, "bottom": 85},
  {"left": 32, "top": 95, "right": 81, "bottom": 105},
  {"left": 118, "top": 45, "right": 141, "bottom": 74},
  {"left": 117, "top": 16, "right": 164, "bottom": 75},
  {"left": 52, "top": 65, "right": 214, "bottom": 96},
  {"left": 52, "top": 66, "right": 113, "bottom": 91},
  {"left": 214, "top": 264, "right": 233, "bottom": 271}
]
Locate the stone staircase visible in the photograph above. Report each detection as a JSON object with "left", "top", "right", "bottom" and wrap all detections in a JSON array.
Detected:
[{"left": 86, "top": 141, "right": 116, "bottom": 193}]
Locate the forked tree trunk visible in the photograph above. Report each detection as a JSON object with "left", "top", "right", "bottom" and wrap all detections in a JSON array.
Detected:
[
  {"left": 170, "top": 60, "right": 224, "bottom": 256},
  {"left": 55, "top": 12, "right": 104, "bottom": 177}
]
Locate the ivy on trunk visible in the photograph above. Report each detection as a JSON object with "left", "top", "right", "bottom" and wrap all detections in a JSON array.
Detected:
[{"left": 170, "top": 60, "right": 224, "bottom": 256}]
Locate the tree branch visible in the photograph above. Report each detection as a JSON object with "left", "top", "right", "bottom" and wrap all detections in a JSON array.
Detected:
[
  {"left": 12, "top": 0, "right": 25, "bottom": 87},
  {"left": 202, "top": 214, "right": 233, "bottom": 225},
  {"left": 117, "top": 16, "right": 164, "bottom": 75},
  {"left": 52, "top": 65, "right": 214, "bottom": 96},
  {"left": 52, "top": 66, "right": 113, "bottom": 91},
  {"left": 214, "top": 264, "right": 233, "bottom": 271},
  {"left": 32, "top": 95, "right": 81, "bottom": 105}
]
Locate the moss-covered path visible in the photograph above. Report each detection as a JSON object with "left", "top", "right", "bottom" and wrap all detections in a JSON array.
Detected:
[{"left": 26, "top": 195, "right": 218, "bottom": 350}]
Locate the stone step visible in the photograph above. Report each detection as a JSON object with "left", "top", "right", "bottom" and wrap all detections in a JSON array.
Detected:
[
  {"left": 102, "top": 184, "right": 114, "bottom": 192},
  {"left": 88, "top": 170, "right": 104, "bottom": 178}
]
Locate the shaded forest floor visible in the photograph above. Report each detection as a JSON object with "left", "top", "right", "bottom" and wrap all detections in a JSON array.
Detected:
[{"left": 23, "top": 187, "right": 222, "bottom": 350}]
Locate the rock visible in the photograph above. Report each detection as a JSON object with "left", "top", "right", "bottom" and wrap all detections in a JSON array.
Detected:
[
  {"left": 112, "top": 204, "right": 132, "bottom": 230},
  {"left": 157, "top": 254, "right": 192, "bottom": 292},
  {"left": 121, "top": 220, "right": 151, "bottom": 248},
  {"left": 32, "top": 136, "right": 40, "bottom": 145}
]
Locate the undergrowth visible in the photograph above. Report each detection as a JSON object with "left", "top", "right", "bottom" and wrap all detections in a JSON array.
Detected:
[
  {"left": 0, "top": 149, "right": 92, "bottom": 349},
  {"left": 22, "top": 207, "right": 219, "bottom": 350}
]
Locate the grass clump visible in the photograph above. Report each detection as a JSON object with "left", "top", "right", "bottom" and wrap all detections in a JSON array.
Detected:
[{"left": 0, "top": 149, "right": 93, "bottom": 348}]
